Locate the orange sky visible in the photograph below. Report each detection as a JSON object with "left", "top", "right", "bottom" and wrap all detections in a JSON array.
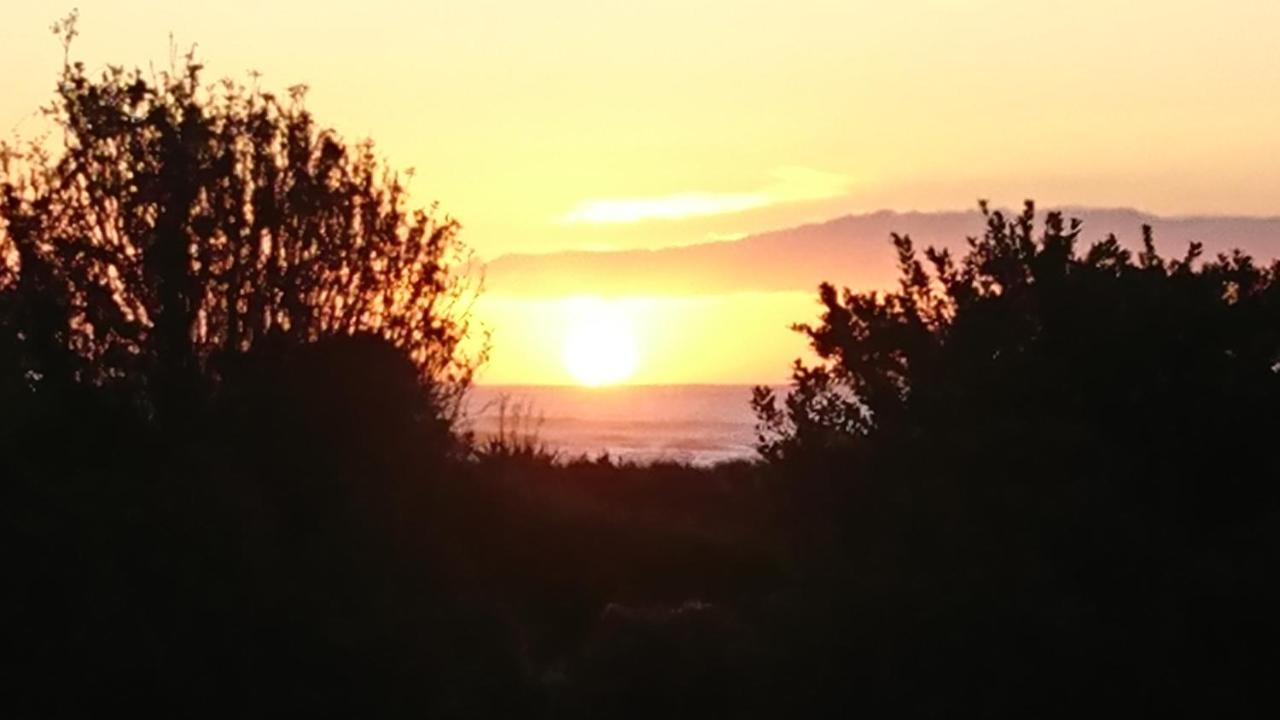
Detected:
[{"left": 3, "top": 2, "right": 1278, "bottom": 384}]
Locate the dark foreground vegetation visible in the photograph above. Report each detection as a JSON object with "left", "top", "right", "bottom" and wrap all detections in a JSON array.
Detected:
[{"left": 6, "top": 19, "right": 1280, "bottom": 718}]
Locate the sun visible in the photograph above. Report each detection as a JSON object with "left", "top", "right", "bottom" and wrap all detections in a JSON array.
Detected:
[{"left": 562, "top": 298, "right": 639, "bottom": 387}]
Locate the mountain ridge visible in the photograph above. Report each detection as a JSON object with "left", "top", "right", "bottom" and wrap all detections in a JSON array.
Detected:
[{"left": 484, "top": 207, "right": 1280, "bottom": 297}]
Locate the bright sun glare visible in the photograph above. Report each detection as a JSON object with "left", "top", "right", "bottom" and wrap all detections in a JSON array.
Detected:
[{"left": 562, "top": 298, "right": 639, "bottom": 387}]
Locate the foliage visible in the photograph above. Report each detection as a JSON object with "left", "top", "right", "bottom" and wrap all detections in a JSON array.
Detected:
[
  {"left": 470, "top": 394, "right": 561, "bottom": 465},
  {"left": 0, "top": 12, "right": 480, "bottom": 421},
  {"left": 754, "top": 200, "right": 1280, "bottom": 464},
  {"left": 749, "top": 200, "right": 1280, "bottom": 713}
]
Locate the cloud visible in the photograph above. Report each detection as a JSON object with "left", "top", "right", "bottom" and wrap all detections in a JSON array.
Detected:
[
  {"left": 564, "top": 193, "right": 767, "bottom": 224},
  {"left": 561, "top": 166, "right": 851, "bottom": 224},
  {"left": 706, "top": 231, "right": 748, "bottom": 242}
]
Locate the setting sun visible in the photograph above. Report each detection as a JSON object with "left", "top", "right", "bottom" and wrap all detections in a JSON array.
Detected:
[{"left": 562, "top": 298, "right": 639, "bottom": 386}]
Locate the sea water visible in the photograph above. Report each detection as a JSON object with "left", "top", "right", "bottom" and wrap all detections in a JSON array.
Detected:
[{"left": 464, "top": 385, "right": 775, "bottom": 465}]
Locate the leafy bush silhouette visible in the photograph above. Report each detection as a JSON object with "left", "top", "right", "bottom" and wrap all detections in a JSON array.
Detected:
[
  {"left": 752, "top": 200, "right": 1280, "bottom": 714},
  {"left": 755, "top": 200, "right": 1279, "bottom": 463},
  {"left": 0, "top": 12, "right": 479, "bottom": 424},
  {"left": 1, "top": 19, "right": 525, "bottom": 717}
]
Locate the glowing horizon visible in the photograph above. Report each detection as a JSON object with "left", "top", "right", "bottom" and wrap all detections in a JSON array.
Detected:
[
  {"left": 466, "top": 292, "right": 817, "bottom": 386},
  {"left": 3, "top": 1, "right": 1277, "bottom": 384}
]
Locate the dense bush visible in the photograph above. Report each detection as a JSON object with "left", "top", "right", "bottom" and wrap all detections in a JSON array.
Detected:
[
  {"left": 1, "top": 18, "right": 498, "bottom": 716},
  {"left": 0, "top": 13, "right": 478, "bottom": 427},
  {"left": 753, "top": 200, "right": 1280, "bottom": 714}
]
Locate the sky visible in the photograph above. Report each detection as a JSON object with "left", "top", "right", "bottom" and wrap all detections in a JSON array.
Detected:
[{"left": 3, "top": 2, "right": 1278, "bottom": 384}]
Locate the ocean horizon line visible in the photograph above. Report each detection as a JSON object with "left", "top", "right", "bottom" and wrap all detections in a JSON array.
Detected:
[{"left": 472, "top": 382, "right": 784, "bottom": 389}]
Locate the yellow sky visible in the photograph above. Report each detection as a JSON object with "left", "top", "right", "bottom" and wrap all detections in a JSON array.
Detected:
[{"left": 3, "top": 2, "right": 1278, "bottom": 384}]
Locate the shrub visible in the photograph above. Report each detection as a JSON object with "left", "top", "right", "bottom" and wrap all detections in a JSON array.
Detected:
[{"left": 0, "top": 12, "right": 480, "bottom": 425}]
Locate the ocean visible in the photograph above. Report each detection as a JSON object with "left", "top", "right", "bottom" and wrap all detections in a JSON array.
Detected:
[{"left": 463, "top": 385, "right": 772, "bottom": 465}]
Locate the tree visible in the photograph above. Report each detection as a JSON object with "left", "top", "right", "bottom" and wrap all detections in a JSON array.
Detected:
[
  {"left": 754, "top": 200, "right": 1280, "bottom": 469},
  {"left": 0, "top": 12, "right": 480, "bottom": 424},
  {"left": 2, "top": 21, "right": 522, "bottom": 715},
  {"left": 750, "top": 200, "right": 1280, "bottom": 713}
]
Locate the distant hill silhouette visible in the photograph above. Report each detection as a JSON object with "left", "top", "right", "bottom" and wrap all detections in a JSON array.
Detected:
[{"left": 485, "top": 208, "right": 1280, "bottom": 296}]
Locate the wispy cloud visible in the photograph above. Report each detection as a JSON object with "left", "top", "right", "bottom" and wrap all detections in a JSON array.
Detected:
[
  {"left": 562, "top": 167, "right": 851, "bottom": 224},
  {"left": 564, "top": 193, "right": 767, "bottom": 224}
]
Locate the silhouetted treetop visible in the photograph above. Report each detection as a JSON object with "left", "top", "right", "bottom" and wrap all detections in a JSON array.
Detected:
[
  {"left": 0, "top": 14, "right": 479, "bottom": 419},
  {"left": 754, "top": 200, "right": 1280, "bottom": 463}
]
